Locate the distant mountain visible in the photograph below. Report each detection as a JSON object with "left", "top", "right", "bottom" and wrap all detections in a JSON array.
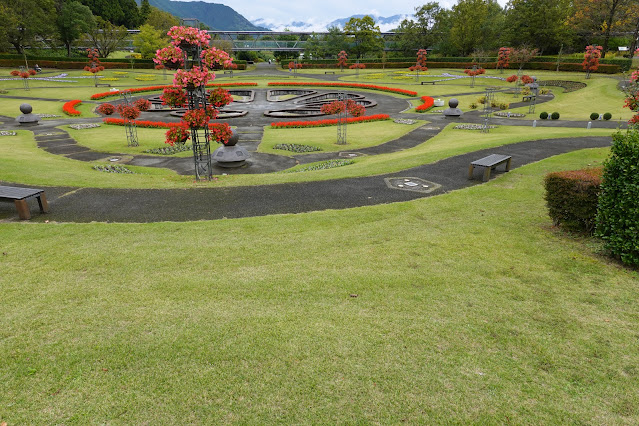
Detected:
[
  {"left": 143, "top": 0, "right": 269, "bottom": 31},
  {"left": 252, "top": 14, "right": 409, "bottom": 33}
]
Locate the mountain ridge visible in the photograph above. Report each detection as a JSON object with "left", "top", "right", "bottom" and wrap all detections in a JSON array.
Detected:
[{"left": 142, "top": 0, "right": 269, "bottom": 31}]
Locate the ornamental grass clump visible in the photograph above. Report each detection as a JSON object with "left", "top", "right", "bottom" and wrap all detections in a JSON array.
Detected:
[{"left": 544, "top": 168, "right": 602, "bottom": 234}]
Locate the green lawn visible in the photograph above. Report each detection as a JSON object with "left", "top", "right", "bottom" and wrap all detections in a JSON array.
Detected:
[
  {"left": 1, "top": 148, "right": 638, "bottom": 423},
  {"left": 259, "top": 120, "right": 425, "bottom": 155},
  {"left": 67, "top": 124, "right": 192, "bottom": 157}
]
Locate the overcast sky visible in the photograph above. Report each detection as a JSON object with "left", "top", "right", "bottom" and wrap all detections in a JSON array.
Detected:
[{"left": 182, "top": 0, "right": 507, "bottom": 29}]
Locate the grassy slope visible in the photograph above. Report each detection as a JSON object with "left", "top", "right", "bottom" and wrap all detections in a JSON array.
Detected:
[
  {"left": 1, "top": 149, "right": 638, "bottom": 423},
  {"left": 0, "top": 126, "right": 616, "bottom": 189}
]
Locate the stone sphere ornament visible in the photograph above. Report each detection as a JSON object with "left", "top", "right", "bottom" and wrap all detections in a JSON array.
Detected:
[
  {"left": 20, "top": 103, "right": 33, "bottom": 114},
  {"left": 16, "top": 103, "right": 40, "bottom": 126},
  {"left": 443, "top": 98, "right": 463, "bottom": 118}
]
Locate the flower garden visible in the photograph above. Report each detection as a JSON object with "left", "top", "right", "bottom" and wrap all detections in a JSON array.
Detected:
[{"left": 1, "top": 48, "right": 639, "bottom": 423}]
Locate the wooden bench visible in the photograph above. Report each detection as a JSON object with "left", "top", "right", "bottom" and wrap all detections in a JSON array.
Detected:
[
  {"left": 468, "top": 154, "right": 512, "bottom": 182},
  {"left": 223, "top": 70, "right": 233, "bottom": 76},
  {"left": 324, "top": 71, "right": 336, "bottom": 74},
  {"left": 0, "top": 185, "right": 49, "bottom": 220},
  {"left": 420, "top": 81, "right": 436, "bottom": 85}
]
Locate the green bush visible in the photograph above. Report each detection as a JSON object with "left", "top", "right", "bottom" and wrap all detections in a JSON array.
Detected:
[
  {"left": 603, "top": 112, "right": 612, "bottom": 120},
  {"left": 595, "top": 129, "right": 639, "bottom": 266},
  {"left": 540, "top": 112, "right": 549, "bottom": 119},
  {"left": 544, "top": 168, "right": 602, "bottom": 233},
  {"left": 590, "top": 112, "right": 600, "bottom": 120},
  {"left": 551, "top": 112, "right": 560, "bottom": 120}
]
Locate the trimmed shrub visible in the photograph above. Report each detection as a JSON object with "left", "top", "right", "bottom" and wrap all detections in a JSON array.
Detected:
[
  {"left": 551, "top": 112, "right": 560, "bottom": 120},
  {"left": 590, "top": 112, "right": 600, "bottom": 120},
  {"left": 544, "top": 168, "right": 602, "bottom": 233},
  {"left": 603, "top": 112, "right": 612, "bottom": 120},
  {"left": 595, "top": 129, "right": 639, "bottom": 266},
  {"left": 540, "top": 111, "right": 549, "bottom": 119}
]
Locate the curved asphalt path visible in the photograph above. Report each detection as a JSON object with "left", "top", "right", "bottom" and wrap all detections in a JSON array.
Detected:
[{"left": 0, "top": 63, "right": 620, "bottom": 222}]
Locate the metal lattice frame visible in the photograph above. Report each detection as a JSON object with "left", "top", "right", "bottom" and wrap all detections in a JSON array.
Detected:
[
  {"left": 120, "top": 91, "right": 139, "bottom": 147},
  {"left": 337, "top": 92, "right": 347, "bottom": 145},
  {"left": 470, "top": 65, "right": 477, "bottom": 88},
  {"left": 19, "top": 66, "right": 29, "bottom": 91},
  {"left": 181, "top": 19, "right": 213, "bottom": 180},
  {"left": 482, "top": 88, "right": 495, "bottom": 133}
]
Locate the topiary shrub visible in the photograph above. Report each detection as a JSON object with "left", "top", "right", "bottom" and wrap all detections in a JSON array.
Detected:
[
  {"left": 590, "top": 112, "right": 599, "bottom": 120},
  {"left": 551, "top": 112, "right": 560, "bottom": 120},
  {"left": 544, "top": 168, "right": 602, "bottom": 233},
  {"left": 595, "top": 129, "right": 639, "bottom": 266},
  {"left": 540, "top": 111, "right": 548, "bottom": 119},
  {"left": 603, "top": 112, "right": 612, "bottom": 120}
]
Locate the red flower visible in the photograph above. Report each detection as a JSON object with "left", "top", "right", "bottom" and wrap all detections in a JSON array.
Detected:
[
  {"left": 10, "top": 70, "right": 20, "bottom": 76},
  {"left": 521, "top": 75, "right": 533, "bottom": 84},
  {"left": 506, "top": 75, "right": 518, "bottom": 83},
  {"left": 208, "top": 87, "right": 233, "bottom": 108},
  {"left": 134, "top": 98, "right": 152, "bottom": 111},
  {"left": 165, "top": 125, "right": 190, "bottom": 146},
  {"left": 63, "top": 99, "right": 82, "bottom": 116},
  {"left": 416, "top": 96, "right": 434, "bottom": 112},
  {"left": 267, "top": 82, "right": 417, "bottom": 96},
  {"left": 97, "top": 103, "right": 115, "bottom": 115},
  {"left": 116, "top": 104, "right": 141, "bottom": 120}
]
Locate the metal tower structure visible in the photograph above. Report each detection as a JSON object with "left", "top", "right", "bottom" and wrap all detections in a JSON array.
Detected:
[
  {"left": 119, "top": 91, "right": 139, "bottom": 146},
  {"left": 482, "top": 88, "right": 495, "bottom": 133},
  {"left": 337, "top": 93, "right": 347, "bottom": 145}
]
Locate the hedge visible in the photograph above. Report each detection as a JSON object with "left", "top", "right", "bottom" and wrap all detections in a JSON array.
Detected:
[
  {"left": 285, "top": 61, "right": 620, "bottom": 74},
  {"left": 544, "top": 168, "right": 602, "bottom": 233},
  {"left": 595, "top": 129, "right": 639, "bottom": 266}
]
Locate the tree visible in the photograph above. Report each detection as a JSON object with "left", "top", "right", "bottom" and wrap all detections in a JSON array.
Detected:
[
  {"left": 57, "top": 1, "right": 95, "bottom": 56},
  {"left": 343, "top": 16, "right": 384, "bottom": 59},
  {"left": 504, "top": 0, "right": 573, "bottom": 54},
  {"left": 139, "top": 0, "right": 151, "bottom": 22},
  {"left": 133, "top": 24, "right": 166, "bottom": 59},
  {"left": 450, "top": 0, "right": 504, "bottom": 56},
  {"left": 582, "top": 44, "right": 603, "bottom": 78},
  {"left": 145, "top": 7, "right": 179, "bottom": 33},
  {"left": 87, "top": 16, "right": 129, "bottom": 58},
  {"left": 395, "top": 3, "right": 446, "bottom": 54},
  {"left": 78, "top": 0, "right": 141, "bottom": 28},
  {"left": 304, "top": 33, "right": 327, "bottom": 60},
  {"left": 568, "top": 0, "right": 638, "bottom": 57},
  {"left": 4, "top": 0, "right": 56, "bottom": 54},
  {"left": 323, "top": 25, "right": 349, "bottom": 57}
]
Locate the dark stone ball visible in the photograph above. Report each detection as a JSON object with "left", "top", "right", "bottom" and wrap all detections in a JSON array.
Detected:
[
  {"left": 20, "top": 103, "right": 33, "bottom": 114},
  {"left": 448, "top": 98, "right": 459, "bottom": 108}
]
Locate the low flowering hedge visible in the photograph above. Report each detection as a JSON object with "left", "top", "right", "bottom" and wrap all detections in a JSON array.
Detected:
[
  {"left": 416, "top": 96, "right": 434, "bottom": 112},
  {"left": 63, "top": 99, "right": 82, "bottom": 116},
  {"left": 267, "top": 82, "right": 417, "bottom": 97},
  {"left": 103, "top": 117, "right": 230, "bottom": 133},
  {"left": 90, "top": 82, "right": 258, "bottom": 100},
  {"left": 270, "top": 114, "right": 390, "bottom": 128}
]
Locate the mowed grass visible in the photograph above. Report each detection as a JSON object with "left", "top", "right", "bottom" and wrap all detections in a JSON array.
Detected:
[
  {"left": 0, "top": 125, "right": 616, "bottom": 189},
  {"left": 259, "top": 120, "right": 425, "bottom": 154},
  {"left": 67, "top": 124, "right": 192, "bottom": 157},
  {"left": 1, "top": 149, "right": 638, "bottom": 423}
]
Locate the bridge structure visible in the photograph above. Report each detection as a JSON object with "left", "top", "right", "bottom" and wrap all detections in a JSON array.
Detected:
[{"left": 126, "top": 30, "right": 403, "bottom": 52}]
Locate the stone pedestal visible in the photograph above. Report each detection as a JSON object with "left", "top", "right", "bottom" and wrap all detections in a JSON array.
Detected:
[
  {"left": 442, "top": 98, "right": 463, "bottom": 118},
  {"left": 15, "top": 103, "right": 40, "bottom": 126},
  {"left": 212, "top": 132, "right": 250, "bottom": 168}
]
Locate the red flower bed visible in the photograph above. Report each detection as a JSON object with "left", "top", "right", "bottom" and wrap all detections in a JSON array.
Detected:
[
  {"left": 270, "top": 114, "right": 390, "bottom": 128},
  {"left": 63, "top": 99, "right": 82, "bottom": 116},
  {"left": 267, "top": 82, "right": 417, "bottom": 96},
  {"left": 103, "top": 117, "right": 231, "bottom": 134},
  {"left": 90, "top": 82, "right": 258, "bottom": 100},
  {"left": 416, "top": 96, "right": 434, "bottom": 112}
]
